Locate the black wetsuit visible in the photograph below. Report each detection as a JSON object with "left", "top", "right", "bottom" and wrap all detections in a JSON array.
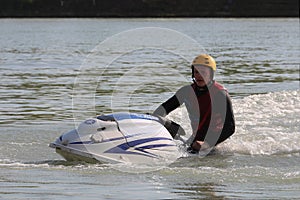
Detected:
[{"left": 153, "top": 81, "right": 235, "bottom": 148}]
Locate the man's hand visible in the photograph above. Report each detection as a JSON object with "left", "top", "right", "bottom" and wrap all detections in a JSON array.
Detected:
[{"left": 192, "top": 141, "right": 210, "bottom": 151}]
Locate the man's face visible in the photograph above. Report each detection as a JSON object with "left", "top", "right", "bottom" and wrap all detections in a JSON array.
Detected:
[{"left": 193, "top": 65, "right": 212, "bottom": 87}]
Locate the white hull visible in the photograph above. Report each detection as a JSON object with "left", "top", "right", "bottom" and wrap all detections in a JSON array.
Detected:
[{"left": 49, "top": 113, "right": 180, "bottom": 164}]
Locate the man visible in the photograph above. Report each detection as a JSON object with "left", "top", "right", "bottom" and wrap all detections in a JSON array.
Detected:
[{"left": 153, "top": 54, "right": 235, "bottom": 152}]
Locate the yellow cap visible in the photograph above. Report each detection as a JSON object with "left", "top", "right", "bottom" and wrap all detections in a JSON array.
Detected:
[{"left": 192, "top": 54, "right": 216, "bottom": 71}]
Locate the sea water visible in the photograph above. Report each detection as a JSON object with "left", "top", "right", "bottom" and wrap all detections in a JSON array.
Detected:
[{"left": 0, "top": 18, "right": 299, "bottom": 199}]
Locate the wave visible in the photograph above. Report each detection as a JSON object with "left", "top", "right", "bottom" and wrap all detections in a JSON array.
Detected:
[
  {"left": 220, "top": 90, "right": 300, "bottom": 155},
  {"left": 0, "top": 159, "right": 113, "bottom": 171}
]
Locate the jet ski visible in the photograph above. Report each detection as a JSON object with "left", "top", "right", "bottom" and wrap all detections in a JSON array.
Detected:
[{"left": 49, "top": 112, "right": 185, "bottom": 164}]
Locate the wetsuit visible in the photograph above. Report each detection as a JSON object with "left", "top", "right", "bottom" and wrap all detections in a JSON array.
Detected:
[{"left": 153, "top": 81, "right": 235, "bottom": 148}]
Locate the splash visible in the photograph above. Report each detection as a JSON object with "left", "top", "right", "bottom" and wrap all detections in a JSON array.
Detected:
[{"left": 221, "top": 90, "right": 300, "bottom": 155}]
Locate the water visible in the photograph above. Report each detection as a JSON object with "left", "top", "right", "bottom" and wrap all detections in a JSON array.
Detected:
[{"left": 0, "top": 18, "right": 299, "bottom": 199}]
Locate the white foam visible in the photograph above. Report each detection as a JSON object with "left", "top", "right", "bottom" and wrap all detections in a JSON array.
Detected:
[{"left": 222, "top": 90, "right": 300, "bottom": 155}]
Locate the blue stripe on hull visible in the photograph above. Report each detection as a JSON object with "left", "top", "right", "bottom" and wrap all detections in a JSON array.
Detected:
[{"left": 105, "top": 137, "right": 175, "bottom": 158}]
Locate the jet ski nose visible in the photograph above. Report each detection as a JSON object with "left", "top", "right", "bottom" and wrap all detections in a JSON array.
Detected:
[{"left": 55, "top": 129, "right": 80, "bottom": 146}]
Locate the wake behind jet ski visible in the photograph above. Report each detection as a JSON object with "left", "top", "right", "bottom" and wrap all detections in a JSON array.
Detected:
[{"left": 49, "top": 112, "right": 185, "bottom": 164}]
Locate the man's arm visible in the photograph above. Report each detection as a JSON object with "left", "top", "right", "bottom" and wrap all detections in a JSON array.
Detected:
[
  {"left": 153, "top": 95, "right": 180, "bottom": 117},
  {"left": 216, "top": 93, "right": 235, "bottom": 145},
  {"left": 153, "top": 85, "right": 189, "bottom": 116}
]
